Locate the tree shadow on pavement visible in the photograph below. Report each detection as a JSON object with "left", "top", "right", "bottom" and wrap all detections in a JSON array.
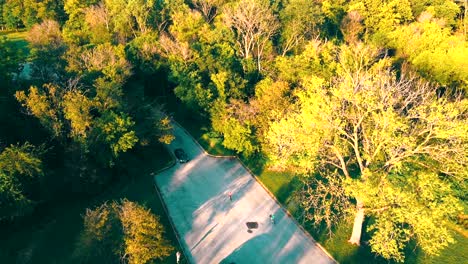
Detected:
[{"left": 218, "top": 215, "right": 308, "bottom": 264}]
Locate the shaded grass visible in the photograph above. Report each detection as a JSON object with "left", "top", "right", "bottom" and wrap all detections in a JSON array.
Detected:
[
  {"left": 0, "top": 144, "right": 183, "bottom": 264},
  {"left": 1, "top": 30, "right": 29, "bottom": 57}
]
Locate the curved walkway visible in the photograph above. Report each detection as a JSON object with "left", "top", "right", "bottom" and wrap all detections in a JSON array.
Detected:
[{"left": 153, "top": 122, "right": 335, "bottom": 264}]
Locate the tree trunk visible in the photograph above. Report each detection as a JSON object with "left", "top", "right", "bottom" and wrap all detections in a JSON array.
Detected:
[{"left": 348, "top": 198, "right": 365, "bottom": 245}]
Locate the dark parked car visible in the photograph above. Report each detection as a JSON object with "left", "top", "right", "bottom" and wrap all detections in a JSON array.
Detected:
[{"left": 174, "top": 148, "right": 189, "bottom": 163}]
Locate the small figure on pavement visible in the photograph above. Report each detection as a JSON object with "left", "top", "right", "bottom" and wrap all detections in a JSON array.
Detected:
[
  {"left": 270, "top": 214, "right": 275, "bottom": 224},
  {"left": 228, "top": 191, "right": 232, "bottom": 201},
  {"left": 176, "top": 251, "right": 181, "bottom": 263}
]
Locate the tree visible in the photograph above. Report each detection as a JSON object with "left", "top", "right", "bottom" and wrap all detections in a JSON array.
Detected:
[
  {"left": 2, "top": 0, "right": 23, "bottom": 29},
  {"left": 389, "top": 19, "right": 468, "bottom": 88},
  {"left": 223, "top": 0, "right": 279, "bottom": 71},
  {"left": 74, "top": 202, "right": 123, "bottom": 262},
  {"left": 83, "top": 2, "right": 113, "bottom": 44},
  {"left": 340, "top": 10, "right": 364, "bottom": 44},
  {"left": 93, "top": 111, "right": 138, "bottom": 158},
  {"left": 278, "top": 0, "right": 324, "bottom": 55},
  {"left": 0, "top": 143, "right": 43, "bottom": 221},
  {"left": 63, "top": 0, "right": 101, "bottom": 44},
  {"left": 15, "top": 84, "right": 64, "bottom": 138},
  {"left": 409, "top": 0, "right": 461, "bottom": 28},
  {"left": 131, "top": 103, "right": 174, "bottom": 145},
  {"left": 348, "top": 0, "right": 413, "bottom": 44},
  {"left": 74, "top": 199, "right": 173, "bottom": 263},
  {"left": 266, "top": 44, "right": 467, "bottom": 261},
  {"left": 27, "top": 20, "right": 67, "bottom": 82},
  {"left": 62, "top": 89, "right": 95, "bottom": 142},
  {"left": 191, "top": 0, "right": 223, "bottom": 22},
  {"left": 74, "top": 43, "right": 132, "bottom": 84},
  {"left": 248, "top": 78, "right": 291, "bottom": 149},
  {"left": 119, "top": 199, "right": 174, "bottom": 263},
  {"left": 211, "top": 99, "right": 258, "bottom": 156}
]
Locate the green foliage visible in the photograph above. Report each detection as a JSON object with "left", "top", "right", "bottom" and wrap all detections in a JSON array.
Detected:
[
  {"left": 0, "top": 143, "right": 43, "bottom": 178},
  {"left": 249, "top": 78, "right": 291, "bottom": 147},
  {"left": 266, "top": 45, "right": 467, "bottom": 261},
  {"left": 74, "top": 202, "right": 123, "bottom": 261},
  {"left": 409, "top": 0, "right": 460, "bottom": 28},
  {"left": 390, "top": 20, "right": 468, "bottom": 87},
  {"left": 62, "top": 89, "right": 94, "bottom": 141},
  {"left": 131, "top": 103, "right": 174, "bottom": 145},
  {"left": 94, "top": 111, "right": 138, "bottom": 157},
  {"left": 279, "top": 0, "right": 324, "bottom": 55},
  {"left": 2, "top": 0, "right": 467, "bottom": 263},
  {"left": 348, "top": 0, "right": 413, "bottom": 44},
  {"left": 220, "top": 117, "right": 257, "bottom": 156},
  {"left": 211, "top": 100, "right": 258, "bottom": 156},
  {"left": 75, "top": 199, "right": 174, "bottom": 263},
  {"left": 274, "top": 40, "right": 338, "bottom": 83},
  {"left": 120, "top": 199, "right": 174, "bottom": 263},
  {"left": 0, "top": 143, "right": 43, "bottom": 220},
  {"left": 347, "top": 170, "right": 462, "bottom": 261},
  {"left": 94, "top": 77, "right": 124, "bottom": 110},
  {"left": 27, "top": 19, "right": 67, "bottom": 81},
  {"left": 2, "top": 0, "right": 23, "bottom": 29},
  {"left": 15, "top": 84, "right": 64, "bottom": 138},
  {"left": 0, "top": 171, "right": 33, "bottom": 221}
]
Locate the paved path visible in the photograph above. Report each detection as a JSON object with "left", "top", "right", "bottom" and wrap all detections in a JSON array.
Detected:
[{"left": 154, "top": 123, "right": 335, "bottom": 264}]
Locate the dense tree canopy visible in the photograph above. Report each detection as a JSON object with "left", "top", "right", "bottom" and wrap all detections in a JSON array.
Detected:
[{"left": 1, "top": 0, "right": 467, "bottom": 262}]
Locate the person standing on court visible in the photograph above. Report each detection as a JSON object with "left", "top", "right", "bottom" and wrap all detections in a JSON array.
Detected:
[{"left": 228, "top": 191, "right": 232, "bottom": 201}]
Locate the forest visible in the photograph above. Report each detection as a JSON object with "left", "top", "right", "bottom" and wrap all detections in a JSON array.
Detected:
[{"left": 0, "top": 0, "right": 467, "bottom": 263}]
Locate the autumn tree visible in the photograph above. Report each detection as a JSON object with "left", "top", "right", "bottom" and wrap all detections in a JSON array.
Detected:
[
  {"left": 248, "top": 78, "right": 291, "bottom": 150},
  {"left": 83, "top": 2, "right": 113, "bottom": 44},
  {"left": 266, "top": 44, "right": 467, "bottom": 261},
  {"left": 191, "top": 0, "right": 223, "bottom": 22},
  {"left": 75, "top": 199, "right": 173, "bottom": 263},
  {"left": 74, "top": 202, "right": 123, "bottom": 262},
  {"left": 340, "top": 10, "right": 364, "bottom": 44},
  {"left": 27, "top": 20, "right": 67, "bottom": 82},
  {"left": 119, "top": 199, "right": 174, "bottom": 264},
  {"left": 15, "top": 84, "right": 64, "bottom": 138},
  {"left": 408, "top": 0, "right": 461, "bottom": 28}
]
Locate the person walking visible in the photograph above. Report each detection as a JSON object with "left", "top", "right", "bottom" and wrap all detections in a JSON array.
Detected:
[
  {"left": 270, "top": 214, "right": 275, "bottom": 224},
  {"left": 228, "top": 191, "right": 232, "bottom": 201},
  {"left": 176, "top": 251, "right": 181, "bottom": 263}
]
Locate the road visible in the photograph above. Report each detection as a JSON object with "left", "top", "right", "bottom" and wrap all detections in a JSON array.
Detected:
[{"left": 154, "top": 122, "right": 335, "bottom": 264}]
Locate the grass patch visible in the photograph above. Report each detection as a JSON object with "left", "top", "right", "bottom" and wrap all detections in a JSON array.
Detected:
[
  {"left": 0, "top": 144, "right": 182, "bottom": 264},
  {"left": 1, "top": 30, "right": 29, "bottom": 58}
]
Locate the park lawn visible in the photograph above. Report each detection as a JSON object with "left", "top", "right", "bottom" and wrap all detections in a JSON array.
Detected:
[
  {"left": 1, "top": 30, "right": 30, "bottom": 57},
  {"left": 0, "top": 144, "right": 183, "bottom": 264},
  {"left": 168, "top": 104, "right": 468, "bottom": 264}
]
